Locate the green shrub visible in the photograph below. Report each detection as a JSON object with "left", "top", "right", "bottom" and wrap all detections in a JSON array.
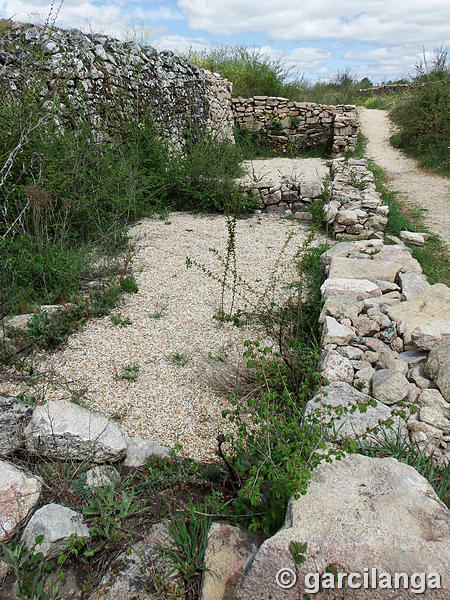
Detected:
[
  {"left": 390, "top": 49, "right": 449, "bottom": 175},
  {"left": 211, "top": 239, "right": 328, "bottom": 532},
  {"left": 0, "top": 80, "right": 250, "bottom": 314},
  {"left": 187, "top": 45, "right": 296, "bottom": 99}
]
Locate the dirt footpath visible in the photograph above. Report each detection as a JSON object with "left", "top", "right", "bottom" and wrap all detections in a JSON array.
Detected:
[{"left": 358, "top": 107, "right": 450, "bottom": 248}]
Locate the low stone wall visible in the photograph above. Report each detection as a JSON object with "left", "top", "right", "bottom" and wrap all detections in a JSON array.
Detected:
[
  {"left": 312, "top": 239, "right": 450, "bottom": 463},
  {"left": 234, "top": 157, "right": 389, "bottom": 239},
  {"left": 232, "top": 96, "right": 358, "bottom": 155},
  {"left": 358, "top": 83, "right": 422, "bottom": 94},
  {"left": 324, "top": 157, "right": 388, "bottom": 240},
  {"left": 234, "top": 173, "right": 324, "bottom": 220}
]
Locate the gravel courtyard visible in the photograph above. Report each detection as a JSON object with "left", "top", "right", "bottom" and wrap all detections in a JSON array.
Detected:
[{"left": 4, "top": 212, "right": 320, "bottom": 460}]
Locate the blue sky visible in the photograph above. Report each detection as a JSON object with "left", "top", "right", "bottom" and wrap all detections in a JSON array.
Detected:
[{"left": 1, "top": 1, "right": 448, "bottom": 82}]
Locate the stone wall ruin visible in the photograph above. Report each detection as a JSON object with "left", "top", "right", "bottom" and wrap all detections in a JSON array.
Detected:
[
  {"left": 232, "top": 96, "right": 358, "bottom": 155},
  {"left": 0, "top": 20, "right": 234, "bottom": 148}
]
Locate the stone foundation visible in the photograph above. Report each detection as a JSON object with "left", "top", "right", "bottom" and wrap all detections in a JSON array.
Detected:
[
  {"left": 232, "top": 96, "right": 358, "bottom": 155},
  {"left": 316, "top": 240, "right": 450, "bottom": 463},
  {"left": 325, "top": 157, "right": 388, "bottom": 240}
]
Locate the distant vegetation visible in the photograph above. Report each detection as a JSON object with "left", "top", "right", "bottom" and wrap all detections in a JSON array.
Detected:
[
  {"left": 189, "top": 44, "right": 449, "bottom": 175},
  {"left": 188, "top": 44, "right": 401, "bottom": 105}
]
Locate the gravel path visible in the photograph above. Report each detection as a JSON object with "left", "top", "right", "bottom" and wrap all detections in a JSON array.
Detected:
[
  {"left": 358, "top": 107, "right": 450, "bottom": 247},
  {"left": 4, "top": 212, "right": 320, "bottom": 460}
]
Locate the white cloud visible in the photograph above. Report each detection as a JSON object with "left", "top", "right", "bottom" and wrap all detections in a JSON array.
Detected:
[
  {"left": 256, "top": 45, "right": 330, "bottom": 73},
  {"left": 343, "top": 46, "right": 441, "bottom": 82},
  {"left": 178, "top": 0, "right": 449, "bottom": 46},
  {"left": 153, "top": 33, "right": 216, "bottom": 53},
  {"left": 0, "top": 1, "right": 180, "bottom": 39}
]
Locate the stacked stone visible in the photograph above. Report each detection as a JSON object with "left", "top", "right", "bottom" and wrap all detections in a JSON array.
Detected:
[
  {"left": 203, "top": 70, "right": 235, "bottom": 142},
  {"left": 310, "top": 239, "right": 450, "bottom": 463},
  {"left": 325, "top": 157, "right": 389, "bottom": 239},
  {"left": 332, "top": 106, "right": 358, "bottom": 153},
  {"left": 234, "top": 175, "right": 323, "bottom": 219},
  {"left": 0, "top": 21, "right": 234, "bottom": 148},
  {"left": 231, "top": 96, "right": 357, "bottom": 154}
]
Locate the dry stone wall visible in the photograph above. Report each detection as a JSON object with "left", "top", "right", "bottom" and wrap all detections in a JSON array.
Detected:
[
  {"left": 0, "top": 21, "right": 233, "bottom": 148},
  {"left": 314, "top": 239, "right": 450, "bottom": 463},
  {"left": 203, "top": 69, "right": 234, "bottom": 142},
  {"left": 235, "top": 157, "right": 389, "bottom": 239},
  {"left": 325, "top": 157, "right": 388, "bottom": 240},
  {"left": 232, "top": 96, "right": 358, "bottom": 154}
]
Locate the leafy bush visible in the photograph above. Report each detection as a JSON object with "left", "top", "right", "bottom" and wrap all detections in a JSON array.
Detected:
[
  {"left": 390, "top": 49, "right": 450, "bottom": 175},
  {"left": 0, "top": 81, "right": 247, "bottom": 314}
]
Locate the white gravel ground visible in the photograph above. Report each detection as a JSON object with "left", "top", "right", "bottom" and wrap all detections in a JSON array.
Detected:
[
  {"left": 240, "top": 157, "right": 328, "bottom": 184},
  {"left": 4, "top": 212, "right": 320, "bottom": 460}
]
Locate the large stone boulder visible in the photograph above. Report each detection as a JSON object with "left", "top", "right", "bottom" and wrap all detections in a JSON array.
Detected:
[
  {"left": 22, "top": 504, "right": 89, "bottom": 558},
  {"left": 321, "top": 278, "right": 381, "bottom": 301},
  {"left": 200, "top": 523, "right": 263, "bottom": 600},
  {"left": 234, "top": 455, "right": 450, "bottom": 599},
  {"left": 318, "top": 296, "right": 362, "bottom": 324},
  {"left": 320, "top": 240, "right": 384, "bottom": 266},
  {"left": 123, "top": 436, "right": 170, "bottom": 467},
  {"left": 0, "top": 460, "right": 41, "bottom": 541},
  {"left": 320, "top": 349, "right": 354, "bottom": 384},
  {"left": 411, "top": 320, "right": 450, "bottom": 351},
  {"left": 399, "top": 272, "right": 430, "bottom": 301},
  {"left": 387, "top": 284, "right": 450, "bottom": 348},
  {"left": 417, "top": 389, "right": 449, "bottom": 432},
  {"left": 372, "top": 244, "right": 422, "bottom": 273},
  {"left": 0, "top": 395, "right": 33, "bottom": 455},
  {"left": 24, "top": 400, "right": 127, "bottom": 462},
  {"left": 305, "top": 382, "right": 403, "bottom": 441},
  {"left": 321, "top": 317, "right": 355, "bottom": 346},
  {"left": 425, "top": 338, "right": 450, "bottom": 401}
]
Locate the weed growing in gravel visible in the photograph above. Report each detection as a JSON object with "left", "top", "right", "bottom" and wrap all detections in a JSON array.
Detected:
[
  {"left": 110, "top": 408, "right": 128, "bottom": 421},
  {"left": 119, "top": 275, "right": 139, "bottom": 294},
  {"left": 1, "top": 267, "right": 139, "bottom": 364},
  {"left": 169, "top": 352, "right": 191, "bottom": 367},
  {"left": 117, "top": 362, "right": 140, "bottom": 382},
  {"left": 148, "top": 302, "right": 168, "bottom": 320},
  {"left": 208, "top": 346, "right": 227, "bottom": 363},
  {"left": 109, "top": 314, "right": 132, "bottom": 327}
]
